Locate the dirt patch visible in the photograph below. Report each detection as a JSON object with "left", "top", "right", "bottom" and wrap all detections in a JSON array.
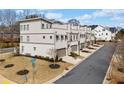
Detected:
[{"left": 0, "top": 56, "right": 73, "bottom": 84}]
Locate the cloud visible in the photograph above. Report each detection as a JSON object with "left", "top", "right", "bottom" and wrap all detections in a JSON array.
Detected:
[
  {"left": 119, "top": 23, "right": 124, "bottom": 27},
  {"left": 74, "top": 9, "right": 124, "bottom": 25},
  {"left": 111, "top": 15, "right": 124, "bottom": 22},
  {"left": 45, "top": 12, "right": 63, "bottom": 19},
  {"left": 75, "top": 14, "right": 92, "bottom": 20}
]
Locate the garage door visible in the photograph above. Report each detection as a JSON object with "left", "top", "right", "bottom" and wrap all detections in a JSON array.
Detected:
[
  {"left": 80, "top": 43, "right": 85, "bottom": 50},
  {"left": 56, "top": 48, "right": 66, "bottom": 57},
  {"left": 71, "top": 45, "right": 77, "bottom": 52}
]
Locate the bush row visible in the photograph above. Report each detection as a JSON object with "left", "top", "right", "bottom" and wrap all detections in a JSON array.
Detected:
[
  {"left": 16, "top": 54, "right": 62, "bottom": 62},
  {"left": 69, "top": 52, "right": 79, "bottom": 58}
]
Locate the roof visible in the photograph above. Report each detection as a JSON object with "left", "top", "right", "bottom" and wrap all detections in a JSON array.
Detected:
[
  {"left": 88, "top": 25, "right": 98, "bottom": 30},
  {"left": 19, "top": 17, "right": 53, "bottom": 24}
]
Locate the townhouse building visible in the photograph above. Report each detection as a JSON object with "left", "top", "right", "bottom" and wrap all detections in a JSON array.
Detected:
[
  {"left": 19, "top": 17, "right": 95, "bottom": 58},
  {"left": 92, "top": 25, "right": 112, "bottom": 41}
]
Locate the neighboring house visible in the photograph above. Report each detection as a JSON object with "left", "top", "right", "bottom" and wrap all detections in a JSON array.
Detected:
[
  {"left": 19, "top": 17, "right": 95, "bottom": 58},
  {"left": 92, "top": 25, "right": 112, "bottom": 41},
  {"left": 0, "top": 23, "right": 20, "bottom": 42},
  {"left": 0, "top": 31, "right": 20, "bottom": 42}
]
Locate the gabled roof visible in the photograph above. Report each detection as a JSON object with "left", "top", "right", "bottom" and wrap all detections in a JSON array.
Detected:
[
  {"left": 88, "top": 25, "right": 98, "bottom": 30},
  {"left": 49, "top": 19, "right": 64, "bottom": 24}
]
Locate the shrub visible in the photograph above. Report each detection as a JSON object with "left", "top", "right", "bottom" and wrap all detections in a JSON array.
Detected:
[
  {"left": 59, "top": 58, "right": 62, "bottom": 61},
  {"left": 49, "top": 58, "right": 54, "bottom": 62},
  {"left": 70, "top": 52, "right": 79, "bottom": 58}
]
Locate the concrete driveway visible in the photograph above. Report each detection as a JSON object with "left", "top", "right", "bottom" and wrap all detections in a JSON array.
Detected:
[{"left": 54, "top": 43, "right": 116, "bottom": 84}]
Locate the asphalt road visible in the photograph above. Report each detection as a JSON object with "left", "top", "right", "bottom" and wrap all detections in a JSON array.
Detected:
[
  {"left": 0, "top": 48, "right": 14, "bottom": 53},
  {"left": 55, "top": 43, "right": 116, "bottom": 84}
]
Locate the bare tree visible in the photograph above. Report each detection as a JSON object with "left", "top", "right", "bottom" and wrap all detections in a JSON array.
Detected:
[
  {"left": 0, "top": 9, "right": 17, "bottom": 46},
  {"left": 68, "top": 19, "right": 80, "bottom": 26}
]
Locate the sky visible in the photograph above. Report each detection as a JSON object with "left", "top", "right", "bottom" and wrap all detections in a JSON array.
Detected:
[{"left": 39, "top": 9, "right": 124, "bottom": 27}]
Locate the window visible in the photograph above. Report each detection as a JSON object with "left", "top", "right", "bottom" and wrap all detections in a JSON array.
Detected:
[
  {"left": 33, "top": 47, "right": 36, "bottom": 51},
  {"left": 76, "top": 35, "right": 78, "bottom": 40},
  {"left": 27, "top": 36, "right": 30, "bottom": 42},
  {"left": 27, "top": 24, "right": 29, "bottom": 30},
  {"left": 41, "top": 24, "right": 45, "bottom": 29},
  {"left": 24, "top": 25, "right": 26, "bottom": 30},
  {"left": 65, "top": 35, "right": 68, "bottom": 40},
  {"left": 70, "top": 35, "right": 72, "bottom": 41},
  {"left": 21, "top": 46, "right": 24, "bottom": 53},
  {"left": 50, "top": 24, "right": 52, "bottom": 28},
  {"left": 20, "top": 25, "right": 22, "bottom": 31},
  {"left": 43, "top": 36, "right": 45, "bottom": 39},
  {"left": 56, "top": 35, "right": 59, "bottom": 40},
  {"left": 61, "top": 35, "right": 64, "bottom": 40},
  {"left": 20, "top": 36, "right": 23, "bottom": 42},
  {"left": 73, "top": 35, "right": 75, "bottom": 40},
  {"left": 50, "top": 36, "right": 52, "bottom": 39},
  {"left": 80, "top": 34, "right": 82, "bottom": 38},
  {"left": 106, "top": 33, "right": 108, "bottom": 35},
  {"left": 46, "top": 24, "right": 49, "bottom": 29}
]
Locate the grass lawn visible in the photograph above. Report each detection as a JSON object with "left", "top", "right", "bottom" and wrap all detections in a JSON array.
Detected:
[{"left": 0, "top": 56, "right": 73, "bottom": 84}]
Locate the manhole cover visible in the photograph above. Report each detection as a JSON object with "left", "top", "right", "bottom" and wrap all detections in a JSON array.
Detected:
[
  {"left": 49, "top": 64, "right": 60, "bottom": 69},
  {"left": 4, "top": 64, "right": 14, "bottom": 68},
  {"left": 17, "top": 69, "right": 29, "bottom": 75}
]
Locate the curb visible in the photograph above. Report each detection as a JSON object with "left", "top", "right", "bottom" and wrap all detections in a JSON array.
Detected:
[
  {"left": 45, "top": 44, "right": 104, "bottom": 84},
  {"left": 102, "top": 44, "right": 117, "bottom": 84}
]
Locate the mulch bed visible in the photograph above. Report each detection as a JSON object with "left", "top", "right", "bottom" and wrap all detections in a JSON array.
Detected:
[
  {"left": 87, "top": 47, "right": 96, "bottom": 50},
  {"left": 16, "top": 69, "right": 29, "bottom": 75},
  {"left": 0, "top": 59, "right": 5, "bottom": 62},
  {"left": 82, "top": 50, "right": 91, "bottom": 53},
  {"left": 117, "top": 82, "right": 124, "bottom": 84},
  {"left": 49, "top": 64, "right": 60, "bottom": 69},
  {"left": 118, "top": 68, "right": 124, "bottom": 73},
  {"left": 4, "top": 64, "right": 14, "bottom": 68}
]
